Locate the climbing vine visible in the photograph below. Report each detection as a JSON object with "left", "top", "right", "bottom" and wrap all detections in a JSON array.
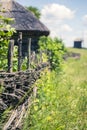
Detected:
[{"left": 0, "top": 15, "right": 15, "bottom": 70}]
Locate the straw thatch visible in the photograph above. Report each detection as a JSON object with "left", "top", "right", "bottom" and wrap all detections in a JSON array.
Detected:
[{"left": 0, "top": 0, "right": 50, "bottom": 36}]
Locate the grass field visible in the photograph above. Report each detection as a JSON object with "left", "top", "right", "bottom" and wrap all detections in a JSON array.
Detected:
[
  {"left": 23, "top": 48, "right": 87, "bottom": 130},
  {"left": 65, "top": 48, "right": 87, "bottom": 86},
  {"left": 60, "top": 48, "right": 87, "bottom": 130}
]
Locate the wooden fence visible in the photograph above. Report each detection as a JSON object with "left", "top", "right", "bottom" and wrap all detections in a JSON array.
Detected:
[{"left": 7, "top": 32, "right": 43, "bottom": 73}]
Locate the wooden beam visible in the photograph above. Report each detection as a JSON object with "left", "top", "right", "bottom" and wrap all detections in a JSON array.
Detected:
[
  {"left": 27, "top": 38, "right": 31, "bottom": 70},
  {"left": 3, "top": 110, "right": 18, "bottom": 130},
  {"left": 7, "top": 40, "right": 14, "bottom": 73},
  {"left": 18, "top": 32, "right": 22, "bottom": 71},
  {"left": 40, "top": 50, "right": 42, "bottom": 63}
]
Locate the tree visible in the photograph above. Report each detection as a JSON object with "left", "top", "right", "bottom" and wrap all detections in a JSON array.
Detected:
[{"left": 26, "top": 6, "right": 41, "bottom": 19}]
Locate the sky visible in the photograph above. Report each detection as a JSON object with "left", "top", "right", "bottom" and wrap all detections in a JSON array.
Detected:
[{"left": 17, "top": 0, "right": 87, "bottom": 47}]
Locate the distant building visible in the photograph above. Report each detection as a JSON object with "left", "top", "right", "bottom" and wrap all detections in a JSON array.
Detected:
[{"left": 74, "top": 39, "right": 83, "bottom": 48}]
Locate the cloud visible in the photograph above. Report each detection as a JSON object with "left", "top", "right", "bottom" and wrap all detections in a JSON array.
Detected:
[
  {"left": 41, "top": 3, "right": 75, "bottom": 27},
  {"left": 40, "top": 3, "right": 74, "bottom": 35},
  {"left": 60, "top": 24, "right": 73, "bottom": 32},
  {"left": 40, "top": 3, "right": 75, "bottom": 24},
  {"left": 40, "top": 3, "right": 75, "bottom": 46},
  {"left": 83, "top": 15, "right": 87, "bottom": 25}
]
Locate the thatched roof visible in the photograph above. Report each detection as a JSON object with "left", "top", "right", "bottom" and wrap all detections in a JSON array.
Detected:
[{"left": 0, "top": 0, "right": 50, "bottom": 36}]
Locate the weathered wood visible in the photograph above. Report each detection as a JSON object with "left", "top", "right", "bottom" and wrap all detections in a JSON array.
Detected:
[
  {"left": 2, "top": 93, "right": 21, "bottom": 101},
  {"left": 40, "top": 50, "right": 43, "bottom": 63},
  {"left": 33, "top": 86, "right": 37, "bottom": 98},
  {"left": 18, "top": 32, "right": 22, "bottom": 71},
  {"left": 27, "top": 38, "right": 31, "bottom": 70},
  {"left": 7, "top": 40, "right": 14, "bottom": 73},
  {"left": 0, "top": 1, "right": 50, "bottom": 37},
  {"left": 0, "top": 98, "right": 7, "bottom": 112},
  {"left": 3, "top": 110, "right": 17, "bottom": 130},
  {"left": 15, "top": 104, "right": 25, "bottom": 129},
  {"left": 15, "top": 89, "right": 25, "bottom": 97},
  {"left": 3, "top": 97, "right": 32, "bottom": 130}
]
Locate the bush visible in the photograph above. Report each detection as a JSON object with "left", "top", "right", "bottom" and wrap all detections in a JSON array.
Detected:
[
  {"left": 38, "top": 36, "right": 66, "bottom": 71},
  {"left": 0, "top": 16, "right": 15, "bottom": 70}
]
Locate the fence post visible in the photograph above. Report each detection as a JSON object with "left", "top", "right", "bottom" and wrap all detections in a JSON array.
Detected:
[
  {"left": 40, "top": 50, "right": 43, "bottom": 63},
  {"left": 18, "top": 32, "right": 22, "bottom": 71},
  {"left": 27, "top": 38, "right": 31, "bottom": 70},
  {"left": 7, "top": 40, "right": 14, "bottom": 73}
]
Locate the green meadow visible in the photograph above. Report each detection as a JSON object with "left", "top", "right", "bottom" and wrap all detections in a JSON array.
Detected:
[
  {"left": 65, "top": 48, "right": 87, "bottom": 86},
  {"left": 23, "top": 48, "right": 87, "bottom": 130}
]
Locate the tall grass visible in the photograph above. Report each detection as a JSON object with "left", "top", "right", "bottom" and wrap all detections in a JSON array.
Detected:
[{"left": 23, "top": 48, "right": 87, "bottom": 130}]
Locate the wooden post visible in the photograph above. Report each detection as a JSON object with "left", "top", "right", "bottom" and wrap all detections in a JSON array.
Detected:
[
  {"left": 40, "top": 50, "right": 42, "bottom": 63},
  {"left": 7, "top": 40, "right": 14, "bottom": 73},
  {"left": 27, "top": 38, "right": 31, "bottom": 70},
  {"left": 18, "top": 32, "right": 22, "bottom": 71}
]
